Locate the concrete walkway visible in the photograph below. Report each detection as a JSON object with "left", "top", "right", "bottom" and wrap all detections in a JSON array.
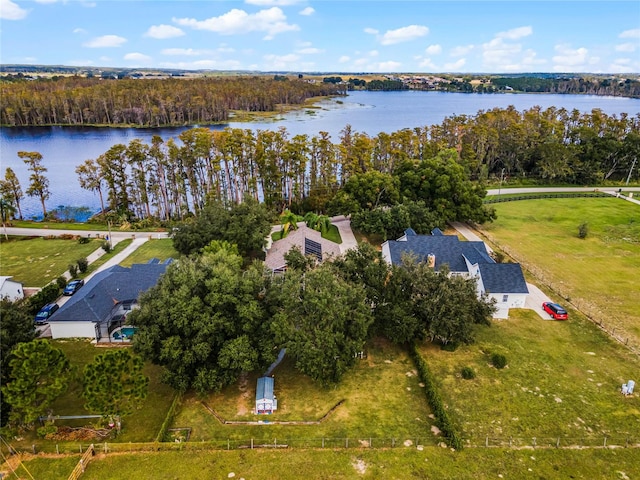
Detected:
[{"left": 330, "top": 215, "right": 358, "bottom": 254}]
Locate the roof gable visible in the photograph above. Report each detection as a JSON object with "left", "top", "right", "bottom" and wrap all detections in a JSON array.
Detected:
[
  {"left": 478, "top": 263, "right": 529, "bottom": 294},
  {"left": 50, "top": 263, "right": 169, "bottom": 323}
]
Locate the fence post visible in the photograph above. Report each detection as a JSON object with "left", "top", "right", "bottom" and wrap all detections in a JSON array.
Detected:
[
  {"left": 532, "top": 437, "right": 536, "bottom": 448},
  {"left": 251, "top": 438, "right": 253, "bottom": 450},
  {"left": 392, "top": 438, "right": 395, "bottom": 448},
  {"left": 556, "top": 437, "right": 560, "bottom": 448},
  {"left": 509, "top": 437, "right": 512, "bottom": 447},
  {"left": 227, "top": 439, "right": 230, "bottom": 450},
  {"left": 56, "top": 444, "right": 59, "bottom": 454},
  {"left": 322, "top": 438, "right": 324, "bottom": 448},
  {"left": 485, "top": 436, "right": 488, "bottom": 447},
  {"left": 346, "top": 438, "right": 348, "bottom": 448},
  {"left": 604, "top": 436, "right": 607, "bottom": 447},
  {"left": 369, "top": 438, "right": 372, "bottom": 448},
  {"left": 80, "top": 444, "right": 82, "bottom": 453}
]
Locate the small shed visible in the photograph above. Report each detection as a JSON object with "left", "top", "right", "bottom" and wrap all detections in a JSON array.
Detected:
[{"left": 255, "top": 377, "right": 277, "bottom": 414}]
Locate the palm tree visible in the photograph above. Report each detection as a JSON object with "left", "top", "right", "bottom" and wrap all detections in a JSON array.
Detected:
[{"left": 279, "top": 210, "right": 300, "bottom": 239}]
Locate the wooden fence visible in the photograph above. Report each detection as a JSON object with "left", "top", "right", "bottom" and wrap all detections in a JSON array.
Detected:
[{"left": 66, "top": 443, "right": 94, "bottom": 480}]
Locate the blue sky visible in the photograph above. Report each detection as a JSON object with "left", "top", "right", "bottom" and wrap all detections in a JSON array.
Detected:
[{"left": 1, "top": 0, "right": 639, "bottom": 73}]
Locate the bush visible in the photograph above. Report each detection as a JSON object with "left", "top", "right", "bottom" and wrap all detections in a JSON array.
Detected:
[
  {"left": 491, "top": 353, "right": 508, "bottom": 369},
  {"left": 37, "top": 423, "right": 58, "bottom": 438},
  {"left": 27, "top": 283, "right": 60, "bottom": 315},
  {"left": 578, "top": 222, "right": 589, "bottom": 239},
  {"left": 461, "top": 366, "right": 476, "bottom": 379},
  {"left": 56, "top": 276, "right": 67, "bottom": 290},
  {"left": 68, "top": 264, "right": 78, "bottom": 278},
  {"left": 76, "top": 257, "right": 89, "bottom": 273},
  {"left": 78, "top": 236, "right": 90, "bottom": 244},
  {"left": 102, "top": 241, "right": 112, "bottom": 253}
]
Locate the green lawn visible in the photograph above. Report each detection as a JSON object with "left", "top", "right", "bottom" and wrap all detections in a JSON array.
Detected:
[
  {"left": 7, "top": 339, "right": 176, "bottom": 451},
  {"left": 479, "top": 198, "right": 640, "bottom": 346},
  {"left": 419, "top": 309, "right": 640, "bottom": 446},
  {"left": 119, "top": 239, "right": 179, "bottom": 267},
  {"left": 11, "top": 446, "right": 640, "bottom": 480},
  {"left": 172, "top": 338, "right": 433, "bottom": 445},
  {"left": 0, "top": 236, "right": 103, "bottom": 287}
]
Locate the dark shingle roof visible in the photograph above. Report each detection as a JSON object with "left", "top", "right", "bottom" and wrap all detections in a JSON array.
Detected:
[
  {"left": 478, "top": 263, "right": 529, "bottom": 294},
  {"left": 49, "top": 263, "right": 170, "bottom": 323},
  {"left": 387, "top": 235, "right": 491, "bottom": 273}
]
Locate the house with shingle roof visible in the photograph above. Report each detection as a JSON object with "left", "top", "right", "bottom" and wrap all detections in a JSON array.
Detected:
[
  {"left": 48, "top": 261, "right": 171, "bottom": 340},
  {"left": 265, "top": 225, "right": 341, "bottom": 273},
  {"left": 381, "top": 229, "right": 528, "bottom": 318}
]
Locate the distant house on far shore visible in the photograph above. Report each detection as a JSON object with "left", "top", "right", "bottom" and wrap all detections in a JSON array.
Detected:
[{"left": 381, "top": 228, "right": 529, "bottom": 319}]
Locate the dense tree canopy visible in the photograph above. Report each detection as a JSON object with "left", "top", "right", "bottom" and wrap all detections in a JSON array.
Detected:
[
  {"left": 130, "top": 249, "right": 276, "bottom": 393},
  {"left": 2, "top": 340, "right": 72, "bottom": 427},
  {"left": 83, "top": 349, "right": 149, "bottom": 419},
  {"left": 268, "top": 264, "right": 374, "bottom": 386},
  {"left": 171, "top": 199, "right": 274, "bottom": 258}
]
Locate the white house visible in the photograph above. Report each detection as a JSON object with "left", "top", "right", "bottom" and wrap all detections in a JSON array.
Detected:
[
  {"left": 0, "top": 276, "right": 24, "bottom": 302},
  {"left": 381, "top": 229, "right": 529, "bottom": 319}
]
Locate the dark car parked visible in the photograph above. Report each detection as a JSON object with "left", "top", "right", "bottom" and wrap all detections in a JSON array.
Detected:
[
  {"left": 542, "top": 302, "right": 568, "bottom": 320},
  {"left": 34, "top": 303, "right": 59, "bottom": 324},
  {"left": 63, "top": 279, "right": 85, "bottom": 296}
]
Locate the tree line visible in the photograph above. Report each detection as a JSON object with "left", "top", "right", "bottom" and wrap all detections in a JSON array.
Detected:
[
  {"left": 2, "top": 106, "right": 638, "bottom": 225},
  {"left": 0, "top": 76, "right": 343, "bottom": 127}
]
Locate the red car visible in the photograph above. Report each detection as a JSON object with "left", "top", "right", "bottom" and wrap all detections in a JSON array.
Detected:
[{"left": 542, "top": 302, "right": 568, "bottom": 320}]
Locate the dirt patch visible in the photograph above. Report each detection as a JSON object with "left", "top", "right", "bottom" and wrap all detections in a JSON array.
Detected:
[
  {"left": 236, "top": 372, "right": 250, "bottom": 416},
  {"left": 352, "top": 458, "right": 367, "bottom": 474}
]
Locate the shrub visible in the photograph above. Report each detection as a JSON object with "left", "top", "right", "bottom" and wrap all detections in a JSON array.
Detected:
[
  {"left": 78, "top": 236, "right": 90, "bottom": 244},
  {"left": 461, "top": 366, "right": 476, "bottom": 379},
  {"left": 102, "top": 241, "right": 112, "bottom": 253},
  {"left": 491, "top": 353, "right": 508, "bottom": 369},
  {"left": 68, "top": 264, "right": 78, "bottom": 278},
  {"left": 37, "top": 423, "right": 58, "bottom": 438},
  {"left": 27, "top": 283, "right": 60, "bottom": 315},
  {"left": 578, "top": 222, "right": 589, "bottom": 239},
  {"left": 76, "top": 257, "right": 89, "bottom": 273},
  {"left": 56, "top": 276, "right": 67, "bottom": 290}
]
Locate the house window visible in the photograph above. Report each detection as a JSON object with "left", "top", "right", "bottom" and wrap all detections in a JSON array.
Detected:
[{"left": 502, "top": 295, "right": 509, "bottom": 303}]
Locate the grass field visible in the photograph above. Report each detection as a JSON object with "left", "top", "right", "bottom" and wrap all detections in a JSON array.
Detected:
[
  {"left": 0, "top": 236, "right": 103, "bottom": 287},
  {"left": 119, "top": 239, "right": 179, "bottom": 267},
  {"left": 8, "top": 446, "right": 640, "bottom": 479},
  {"left": 7, "top": 340, "right": 176, "bottom": 451},
  {"left": 479, "top": 197, "right": 640, "bottom": 346},
  {"left": 419, "top": 310, "right": 640, "bottom": 445},
  {"left": 173, "top": 338, "right": 433, "bottom": 445}
]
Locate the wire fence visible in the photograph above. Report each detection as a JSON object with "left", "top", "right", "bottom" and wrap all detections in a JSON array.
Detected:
[
  {"left": 4, "top": 435, "right": 639, "bottom": 456},
  {"left": 483, "top": 192, "right": 612, "bottom": 203},
  {"left": 479, "top": 229, "right": 640, "bottom": 356}
]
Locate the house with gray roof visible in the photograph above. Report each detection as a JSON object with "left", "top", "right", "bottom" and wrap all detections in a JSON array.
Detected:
[
  {"left": 265, "top": 225, "right": 341, "bottom": 273},
  {"left": 381, "top": 229, "right": 528, "bottom": 318},
  {"left": 48, "top": 261, "right": 171, "bottom": 340}
]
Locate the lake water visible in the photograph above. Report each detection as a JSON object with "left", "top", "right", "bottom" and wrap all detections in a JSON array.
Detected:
[{"left": 2, "top": 90, "right": 639, "bottom": 219}]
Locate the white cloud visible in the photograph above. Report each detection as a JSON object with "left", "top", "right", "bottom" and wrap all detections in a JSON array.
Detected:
[
  {"left": 299, "top": 7, "right": 314, "bottom": 16},
  {"left": 263, "top": 53, "right": 300, "bottom": 69},
  {"left": 425, "top": 44, "right": 441, "bottom": 55},
  {"left": 217, "top": 45, "right": 236, "bottom": 53},
  {"left": 444, "top": 58, "right": 466, "bottom": 71},
  {"left": 338, "top": 55, "right": 350, "bottom": 63},
  {"left": 73, "top": 28, "right": 87, "bottom": 34},
  {"left": 124, "top": 52, "right": 152, "bottom": 62},
  {"left": 376, "top": 61, "right": 402, "bottom": 71},
  {"left": 35, "top": 0, "right": 57, "bottom": 4},
  {"left": 174, "top": 7, "right": 299, "bottom": 40},
  {"left": 83, "top": 35, "right": 127, "bottom": 48},
  {"left": 419, "top": 58, "right": 439, "bottom": 69},
  {"left": 68, "top": 59, "right": 95, "bottom": 66},
  {"left": 552, "top": 44, "right": 589, "bottom": 71},
  {"left": 246, "top": 0, "right": 301, "bottom": 5},
  {"left": 159, "top": 59, "right": 243, "bottom": 70},
  {"left": 145, "top": 24, "right": 185, "bottom": 39},
  {"left": 496, "top": 26, "right": 532, "bottom": 40},
  {"left": 450, "top": 45, "right": 474, "bottom": 57},
  {"left": 296, "top": 47, "right": 323, "bottom": 54},
  {"left": 369, "top": 50, "right": 379, "bottom": 57},
  {"left": 1, "top": 0, "right": 29, "bottom": 20},
  {"left": 619, "top": 28, "right": 640, "bottom": 39},
  {"left": 380, "top": 25, "right": 428, "bottom": 45},
  {"left": 364, "top": 27, "right": 378, "bottom": 35},
  {"left": 615, "top": 43, "right": 636, "bottom": 52},
  {"left": 161, "top": 48, "right": 212, "bottom": 56},
  {"left": 610, "top": 58, "right": 637, "bottom": 73}
]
